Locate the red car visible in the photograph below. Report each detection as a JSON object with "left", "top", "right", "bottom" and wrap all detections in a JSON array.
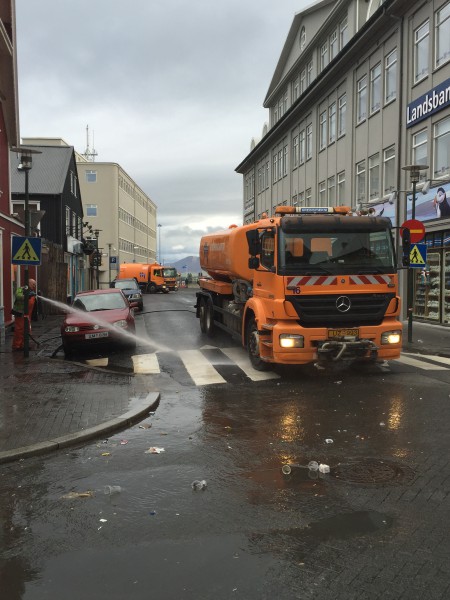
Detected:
[{"left": 61, "top": 288, "right": 137, "bottom": 356}]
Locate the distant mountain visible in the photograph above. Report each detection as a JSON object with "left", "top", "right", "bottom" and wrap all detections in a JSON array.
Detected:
[{"left": 170, "top": 255, "right": 201, "bottom": 274}]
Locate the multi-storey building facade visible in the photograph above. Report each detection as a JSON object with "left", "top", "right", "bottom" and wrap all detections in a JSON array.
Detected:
[
  {"left": 236, "top": 0, "right": 450, "bottom": 326},
  {"left": 76, "top": 157, "right": 157, "bottom": 288}
]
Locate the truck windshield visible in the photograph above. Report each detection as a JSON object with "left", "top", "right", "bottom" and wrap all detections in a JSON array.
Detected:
[
  {"left": 278, "top": 229, "right": 396, "bottom": 274},
  {"left": 163, "top": 268, "right": 177, "bottom": 278}
]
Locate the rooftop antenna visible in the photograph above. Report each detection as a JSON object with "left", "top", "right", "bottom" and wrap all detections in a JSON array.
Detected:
[{"left": 82, "top": 124, "right": 98, "bottom": 162}]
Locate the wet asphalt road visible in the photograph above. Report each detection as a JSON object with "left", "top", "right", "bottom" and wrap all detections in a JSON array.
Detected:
[{"left": 1, "top": 288, "right": 450, "bottom": 599}]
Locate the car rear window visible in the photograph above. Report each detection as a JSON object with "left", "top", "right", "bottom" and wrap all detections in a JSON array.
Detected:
[
  {"left": 114, "top": 280, "right": 139, "bottom": 290},
  {"left": 73, "top": 292, "right": 128, "bottom": 311}
]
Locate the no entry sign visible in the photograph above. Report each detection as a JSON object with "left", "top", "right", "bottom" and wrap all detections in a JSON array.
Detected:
[{"left": 400, "top": 219, "right": 425, "bottom": 243}]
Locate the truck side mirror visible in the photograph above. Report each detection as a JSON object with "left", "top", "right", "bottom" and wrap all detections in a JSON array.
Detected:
[
  {"left": 246, "top": 230, "right": 261, "bottom": 256},
  {"left": 248, "top": 257, "right": 260, "bottom": 269},
  {"left": 401, "top": 228, "right": 411, "bottom": 267}
]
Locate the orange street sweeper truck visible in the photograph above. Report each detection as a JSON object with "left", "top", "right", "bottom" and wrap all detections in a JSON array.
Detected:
[{"left": 195, "top": 205, "right": 404, "bottom": 370}]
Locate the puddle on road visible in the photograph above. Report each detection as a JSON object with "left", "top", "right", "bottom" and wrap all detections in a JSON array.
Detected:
[{"left": 303, "top": 510, "right": 393, "bottom": 541}]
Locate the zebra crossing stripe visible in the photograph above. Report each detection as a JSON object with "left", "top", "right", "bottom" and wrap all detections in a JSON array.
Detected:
[
  {"left": 221, "top": 348, "right": 280, "bottom": 381},
  {"left": 178, "top": 349, "right": 226, "bottom": 385},
  {"left": 85, "top": 358, "right": 109, "bottom": 367},
  {"left": 402, "top": 353, "right": 450, "bottom": 367},
  {"left": 132, "top": 353, "right": 160, "bottom": 374},
  {"left": 396, "top": 355, "right": 447, "bottom": 370}
]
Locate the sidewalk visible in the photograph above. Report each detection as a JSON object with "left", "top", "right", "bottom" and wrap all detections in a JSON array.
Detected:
[
  {"left": 0, "top": 314, "right": 448, "bottom": 465},
  {"left": 0, "top": 313, "right": 159, "bottom": 464}
]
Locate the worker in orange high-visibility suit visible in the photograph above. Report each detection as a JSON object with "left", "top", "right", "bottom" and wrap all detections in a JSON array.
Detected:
[{"left": 12, "top": 278, "right": 37, "bottom": 351}]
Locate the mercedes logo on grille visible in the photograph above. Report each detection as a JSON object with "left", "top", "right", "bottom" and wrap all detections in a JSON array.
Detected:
[{"left": 336, "top": 296, "right": 351, "bottom": 312}]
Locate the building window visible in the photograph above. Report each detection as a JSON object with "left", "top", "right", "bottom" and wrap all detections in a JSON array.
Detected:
[
  {"left": 65, "top": 206, "right": 71, "bottom": 236},
  {"left": 300, "top": 69, "right": 306, "bottom": 94},
  {"left": 292, "top": 76, "right": 300, "bottom": 102},
  {"left": 70, "top": 171, "right": 77, "bottom": 196},
  {"left": 330, "top": 30, "right": 338, "bottom": 61},
  {"left": 370, "top": 63, "right": 381, "bottom": 114},
  {"left": 433, "top": 116, "right": 450, "bottom": 178},
  {"left": 299, "top": 129, "right": 306, "bottom": 164},
  {"left": 383, "top": 146, "right": 396, "bottom": 194},
  {"left": 306, "top": 187, "right": 312, "bottom": 205},
  {"left": 412, "top": 129, "right": 428, "bottom": 174},
  {"left": 328, "top": 176, "right": 336, "bottom": 205},
  {"left": 320, "top": 42, "right": 329, "bottom": 71},
  {"left": 329, "top": 102, "right": 336, "bottom": 143},
  {"left": 282, "top": 145, "right": 288, "bottom": 177},
  {"left": 356, "top": 161, "right": 366, "bottom": 202},
  {"left": 307, "top": 61, "right": 313, "bottom": 86},
  {"left": 86, "top": 170, "right": 97, "bottom": 183},
  {"left": 414, "top": 20, "right": 429, "bottom": 82},
  {"left": 272, "top": 153, "right": 278, "bottom": 184},
  {"left": 298, "top": 191, "right": 305, "bottom": 206},
  {"left": 385, "top": 49, "right": 397, "bottom": 104},
  {"left": 357, "top": 75, "right": 367, "bottom": 123},
  {"left": 338, "top": 93, "right": 346, "bottom": 137},
  {"left": 436, "top": 2, "right": 450, "bottom": 68},
  {"left": 306, "top": 124, "right": 313, "bottom": 159},
  {"left": 293, "top": 135, "right": 299, "bottom": 169},
  {"left": 319, "top": 181, "right": 326, "bottom": 204},
  {"left": 339, "top": 16, "right": 348, "bottom": 50},
  {"left": 369, "top": 153, "right": 380, "bottom": 201},
  {"left": 86, "top": 204, "right": 97, "bottom": 217},
  {"left": 300, "top": 26, "right": 306, "bottom": 51},
  {"left": 337, "top": 171, "right": 346, "bottom": 204},
  {"left": 265, "top": 161, "right": 269, "bottom": 189},
  {"left": 319, "top": 110, "right": 327, "bottom": 150}
]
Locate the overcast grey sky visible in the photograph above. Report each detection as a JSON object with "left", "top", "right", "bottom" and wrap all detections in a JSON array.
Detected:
[{"left": 16, "top": 0, "right": 309, "bottom": 263}]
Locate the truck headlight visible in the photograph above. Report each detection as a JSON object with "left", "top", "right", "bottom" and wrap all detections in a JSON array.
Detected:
[
  {"left": 381, "top": 330, "right": 401, "bottom": 344},
  {"left": 280, "top": 334, "right": 304, "bottom": 348},
  {"left": 64, "top": 325, "right": 80, "bottom": 332}
]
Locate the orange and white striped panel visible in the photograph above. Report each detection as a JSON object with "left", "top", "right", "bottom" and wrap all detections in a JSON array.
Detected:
[
  {"left": 349, "top": 275, "right": 392, "bottom": 285},
  {"left": 287, "top": 276, "right": 337, "bottom": 289}
]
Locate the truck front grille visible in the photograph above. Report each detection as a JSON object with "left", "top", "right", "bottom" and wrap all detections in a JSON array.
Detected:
[{"left": 287, "top": 293, "right": 395, "bottom": 328}]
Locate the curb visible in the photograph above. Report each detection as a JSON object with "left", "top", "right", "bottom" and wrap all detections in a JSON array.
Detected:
[{"left": 0, "top": 392, "right": 160, "bottom": 465}]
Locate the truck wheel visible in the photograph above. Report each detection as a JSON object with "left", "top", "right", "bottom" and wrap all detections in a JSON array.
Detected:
[
  {"left": 246, "top": 317, "right": 270, "bottom": 371},
  {"left": 200, "top": 297, "right": 215, "bottom": 336},
  {"left": 148, "top": 283, "right": 157, "bottom": 294}
]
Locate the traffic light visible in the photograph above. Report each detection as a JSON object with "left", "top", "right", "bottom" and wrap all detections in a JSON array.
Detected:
[{"left": 402, "top": 228, "right": 411, "bottom": 266}]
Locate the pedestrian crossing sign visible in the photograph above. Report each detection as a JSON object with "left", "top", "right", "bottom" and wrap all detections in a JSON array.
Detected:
[
  {"left": 409, "top": 243, "right": 427, "bottom": 268},
  {"left": 11, "top": 236, "right": 42, "bottom": 265}
]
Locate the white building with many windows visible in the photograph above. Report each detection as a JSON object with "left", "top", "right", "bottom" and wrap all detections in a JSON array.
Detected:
[{"left": 236, "top": 0, "right": 450, "bottom": 326}]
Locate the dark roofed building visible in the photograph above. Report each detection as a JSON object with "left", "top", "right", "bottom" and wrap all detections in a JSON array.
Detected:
[{"left": 10, "top": 144, "right": 88, "bottom": 306}]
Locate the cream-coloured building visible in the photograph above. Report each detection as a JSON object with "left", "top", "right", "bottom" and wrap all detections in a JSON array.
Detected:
[
  {"left": 76, "top": 155, "right": 157, "bottom": 287},
  {"left": 236, "top": 0, "right": 450, "bottom": 326}
]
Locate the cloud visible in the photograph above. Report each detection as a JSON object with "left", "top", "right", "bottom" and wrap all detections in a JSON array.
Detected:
[{"left": 16, "top": 0, "right": 308, "bottom": 261}]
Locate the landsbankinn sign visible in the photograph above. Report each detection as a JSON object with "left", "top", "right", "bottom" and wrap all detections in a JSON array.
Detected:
[{"left": 406, "top": 77, "right": 450, "bottom": 128}]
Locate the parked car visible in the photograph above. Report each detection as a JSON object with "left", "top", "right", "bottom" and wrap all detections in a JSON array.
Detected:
[
  {"left": 61, "top": 288, "right": 137, "bottom": 356},
  {"left": 110, "top": 278, "right": 144, "bottom": 311}
]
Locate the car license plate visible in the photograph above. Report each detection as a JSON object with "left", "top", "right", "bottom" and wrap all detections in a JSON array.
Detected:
[
  {"left": 328, "top": 328, "right": 359, "bottom": 338},
  {"left": 85, "top": 332, "right": 109, "bottom": 340}
]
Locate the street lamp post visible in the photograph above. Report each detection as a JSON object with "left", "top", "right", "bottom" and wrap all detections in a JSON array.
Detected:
[
  {"left": 13, "top": 147, "right": 41, "bottom": 358},
  {"left": 107, "top": 242, "right": 112, "bottom": 285},
  {"left": 402, "top": 164, "right": 429, "bottom": 344},
  {"left": 158, "top": 224, "right": 162, "bottom": 264}
]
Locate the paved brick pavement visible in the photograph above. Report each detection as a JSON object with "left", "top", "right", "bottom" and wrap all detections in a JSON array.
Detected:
[{"left": 0, "top": 313, "right": 158, "bottom": 463}]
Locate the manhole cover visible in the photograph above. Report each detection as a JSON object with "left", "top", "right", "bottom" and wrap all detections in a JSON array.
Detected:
[{"left": 332, "top": 459, "right": 415, "bottom": 485}]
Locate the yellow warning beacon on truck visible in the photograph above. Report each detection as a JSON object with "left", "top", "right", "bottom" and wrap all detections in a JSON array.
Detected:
[{"left": 195, "top": 205, "right": 404, "bottom": 370}]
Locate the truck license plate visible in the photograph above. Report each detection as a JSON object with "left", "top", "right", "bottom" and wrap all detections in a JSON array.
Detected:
[
  {"left": 85, "top": 331, "right": 109, "bottom": 340},
  {"left": 328, "top": 328, "right": 359, "bottom": 338}
]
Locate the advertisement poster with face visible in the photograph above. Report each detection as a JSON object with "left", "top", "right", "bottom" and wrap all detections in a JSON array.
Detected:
[{"left": 406, "top": 181, "right": 450, "bottom": 222}]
